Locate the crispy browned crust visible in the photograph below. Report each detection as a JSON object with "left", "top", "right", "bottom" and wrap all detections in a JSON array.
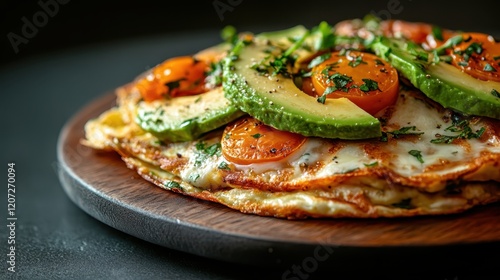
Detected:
[{"left": 81, "top": 78, "right": 500, "bottom": 219}]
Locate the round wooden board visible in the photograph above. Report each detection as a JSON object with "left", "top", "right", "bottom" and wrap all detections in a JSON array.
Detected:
[{"left": 57, "top": 92, "right": 500, "bottom": 269}]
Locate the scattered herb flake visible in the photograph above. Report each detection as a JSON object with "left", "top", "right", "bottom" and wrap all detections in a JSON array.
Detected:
[
  {"left": 308, "top": 53, "right": 332, "bottom": 69},
  {"left": 492, "top": 89, "right": 500, "bottom": 98},
  {"left": 218, "top": 162, "right": 231, "bottom": 170},
  {"left": 364, "top": 162, "right": 379, "bottom": 167},
  {"left": 195, "top": 142, "right": 222, "bottom": 166},
  {"left": 165, "top": 181, "right": 181, "bottom": 190},
  {"left": 375, "top": 59, "right": 385, "bottom": 66},
  {"left": 382, "top": 126, "right": 424, "bottom": 141},
  {"left": 359, "top": 79, "right": 379, "bottom": 92},
  {"left": 189, "top": 174, "right": 200, "bottom": 182},
  {"left": 348, "top": 55, "right": 367, "bottom": 68},
  {"left": 483, "top": 63, "right": 497, "bottom": 72},
  {"left": 432, "top": 26, "right": 444, "bottom": 41},
  {"left": 252, "top": 133, "right": 262, "bottom": 139},
  {"left": 205, "top": 61, "right": 223, "bottom": 87},
  {"left": 431, "top": 120, "right": 485, "bottom": 144},
  {"left": 311, "top": 21, "right": 336, "bottom": 51},
  {"left": 317, "top": 73, "right": 353, "bottom": 104},
  {"left": 408, "top": 150, "right": 424, "bottom": 163},
  {"left": 221, "top": 25, "right": 238, "bottom": 45}
]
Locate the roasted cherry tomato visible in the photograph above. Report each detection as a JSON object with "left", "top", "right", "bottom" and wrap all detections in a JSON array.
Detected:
[
  {"left": 381, "top": 20, "right": 433, "bottom": 45},
  {"left": 221, "top": 116, "right": 307, "bottom": 165},
  {"left": 310, "top": 51, "right": 399, "bottom": 115},
  {"left": 447, "top": 33, "right": 500, "bottom": 82},
  {"left": 136, "top": 56, "right": 210, "bottom": 102}
]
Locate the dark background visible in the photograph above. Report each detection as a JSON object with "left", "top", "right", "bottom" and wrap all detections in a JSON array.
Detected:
[
  {"left": 2, "top": 0, "right": 500, "bottom": 66},
  {"left": 1, "top": 0, "right": 500, "bottom": 279}
]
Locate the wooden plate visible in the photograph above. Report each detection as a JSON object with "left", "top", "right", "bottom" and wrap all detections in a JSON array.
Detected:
[{"left": 57, "top": 92, "right": 500, "bottom": 269}]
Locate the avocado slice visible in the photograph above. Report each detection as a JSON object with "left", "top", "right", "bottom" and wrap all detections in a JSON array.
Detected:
[
  {"left": 136, "top": 87, "right": 245, "bottom": 142},
  {"left": 370, "top": 37, "right": 500, "bottom": 119},
  {"left": 222, "top": 40, "right": 381, "bottom": 140}
]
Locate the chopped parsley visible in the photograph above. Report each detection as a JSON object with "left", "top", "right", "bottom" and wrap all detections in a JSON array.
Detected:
[
  {"left": 408, "top": 150, "right": 424, "bottom": 163},
  {"left": 308, "top": 53, "right": 332, "bottom": 69},
  {"left": 165, "top": 181, "right": 182, "bottom": 190},
  {"left": 251, "top": 133, "right": 262, "bottom": 139},
  {"left": 431, "top": 120, "right": 485, "bottom": 144},
  {"left": 483, "top": 63, "right": 497, "bottom": 72},
  {"left": 310, "top": 21, "right": 336, "bottom": 51},
  {"left": 380, "top": 126, "right": 424, "bottom": 142},
  {"left": 189, "top": 174, "right": 200, "bottom": 182},
  {"left": 374, "top": 59, "right": 385, "bottom": 66},
  {"left": 253, "top": 30, "right": 311, "bottom": 77},
  {"left": 359, "top": 79, "right": 379, "bottom": 92},
  {"left": 194, "top": 142, "right": 222, "bottom": 166},
  {"left": 434, "top": 35, "right": 464, "bottom": 55},
  {"left": 432, "top": 26, "right": 444, "bottom": 41},
  {"left": 406, "top": 41, "right": 428, "bottom": 61},
  {"left": 205, "top": 61, "right": 224, "bottom": 87},
  {"left": 462, "top": 42, "right": 483, "bottom": 63},
  {"left": 220, "top": 25, "right": 238, "bottom": 45},
  {"left": 218, "top": 161, "right": 231, "bottom": 171},
  {"left": 316, "top": 73, "right": 353, "bottom": 104},
  {"left": 364, "top": 162, "right": 378, "bottom": 167},
  {"left": 348, "top": 55, "right": 367, "bottom": 68},
  {"left": 492, "top": 89, "right": 500, "bottom": 98}
]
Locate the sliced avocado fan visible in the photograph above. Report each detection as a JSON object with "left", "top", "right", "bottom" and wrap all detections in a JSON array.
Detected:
[
  {"left": 136, "top": 87, "right": 245, "bottom": 142},
  {"left": 222, "top": 27, "right": 381, "bottom": 140},
  {"left": 370, "top": 37, "right": 500, "bottom": 119}
]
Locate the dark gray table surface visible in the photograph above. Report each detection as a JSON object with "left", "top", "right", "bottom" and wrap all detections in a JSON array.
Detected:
[{"left": 1, "top": 19, "right": 500, "bottom": 280}]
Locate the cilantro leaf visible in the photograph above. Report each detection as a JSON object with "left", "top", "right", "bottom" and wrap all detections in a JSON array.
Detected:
[
  {"left": 431, "top": 120, "right": 485, "bottom": 144},
  {"left": 492, "top": 89, "right": 500, "bottom": 98},
  {"left": 359, "top": 79, "right": 379, "bottom": 92},
  {"left": 408, "top": 150, "right": 424, "bottom": 163},
  {"left": 348, "top": 56, "right": 367, "bottom": 68}
]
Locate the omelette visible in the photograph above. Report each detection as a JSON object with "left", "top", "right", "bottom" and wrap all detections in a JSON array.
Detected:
[{"left": 82, "top": 17, "right": 500, "bottom": 218}]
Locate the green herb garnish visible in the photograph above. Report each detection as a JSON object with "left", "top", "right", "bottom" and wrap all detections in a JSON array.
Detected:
[
  {"left": 218, "top": 162, "right": 231, "bottom": 171},
  {"left": 359, "top": 79, "right": 379, "bottom": 92},
  {"left": 491, "top": 89, "right": 500, "bottom": 98},
  {"left": 380, "top": 126, "right": 424, "bottom": 142},
  {"left": 408, "top": 150, "right": 424, "bottom": 163},
  {"left": 165, "top": 181, "right": 182, "bottom": 190},
  {"left": 194, "top": 142, "right": 222, "bottom": 166},
  {"left": 308, "top": 53, "right": 332, "bottom": 68},
  {"left": 317, "top": 73, "right": 353, "bottom": 104},
  {"left": 483, "top": 63, "right": 497, "bottom": 72},
  {"left": 348, "top": 55, "right": 367, "bottom": 68},
  {"left": 431, "top": 120, "right": 485, "bottom": 144}
]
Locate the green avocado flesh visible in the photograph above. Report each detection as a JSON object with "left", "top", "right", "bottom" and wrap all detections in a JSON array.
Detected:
[
  {"left": 223, "top": 41, "right": 382, "bottom": 140},
  {"left": 136, "top": 87, "right": 245, "bottom": 142},
  {"left": 371, "top": 37, "right": 500, "bottom": 119}
]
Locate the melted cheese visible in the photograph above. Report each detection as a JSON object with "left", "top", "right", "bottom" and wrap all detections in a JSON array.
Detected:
[{"left": 83, "top": 87, "right": 500, "bottom": 218}]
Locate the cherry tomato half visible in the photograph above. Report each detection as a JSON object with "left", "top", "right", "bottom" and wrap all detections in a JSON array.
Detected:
[
  {"left": 448, "top": 33, "right": 500, "bottom": 82},
  {"left": 221, "top": 116, "right": 307, "bottom": 165},
  {"left": 136, "top": 56, "right": 209, "bottom": 102},
  {"left": 310, "top": 51, "right": 399, "bottom": 115}
]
